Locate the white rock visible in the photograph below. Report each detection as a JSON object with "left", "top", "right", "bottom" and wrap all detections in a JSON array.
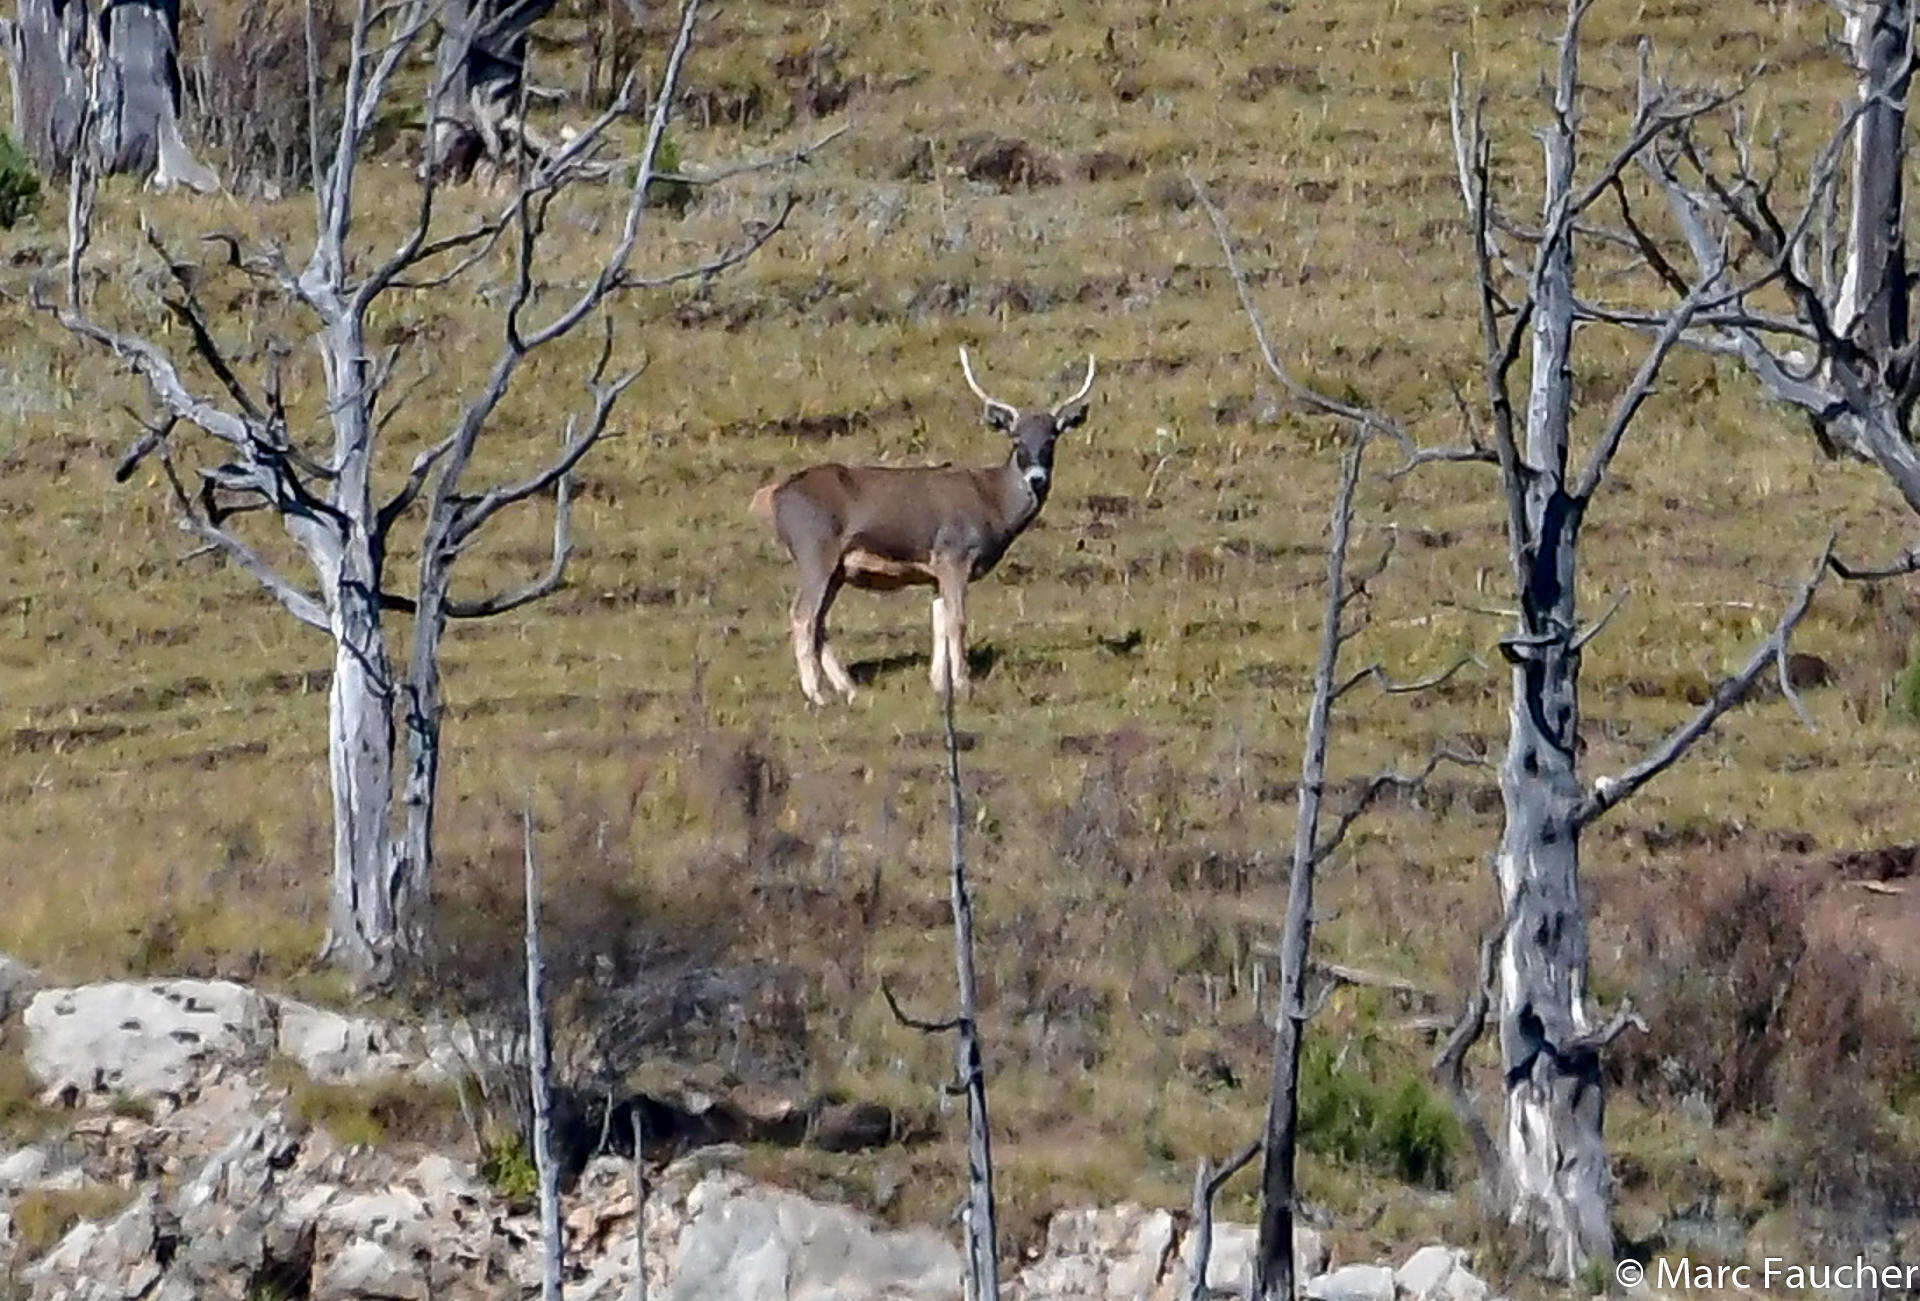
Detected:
[
  {"left": 23, "top": 981, "right": 272, "bottom": 1102},
  {"left": 1305, "top": 1262, "right": 1396, "bottom": 1301},
  {"left": 1173, "top": 1220, "right": 1329, "bottom": 1296},
  {"left": 0, "top": 1146, "right": 49, "bottom": 1191},
  {"left": 1395, "top": 1244, "right": 1492, "bottom": 1301},
  {"left": 273, "top": 997, "right": 433, "bottom": 1084},
  {"left": 662, "top": 1169, "right": 962, "bottom": 1301}
]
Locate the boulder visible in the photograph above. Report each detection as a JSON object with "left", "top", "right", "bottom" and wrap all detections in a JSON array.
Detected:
[
  {"left": 1395, "top": 1245, "right": 1489, "bottom": 1301},
  {"left": 1305, "top": 1262, "right": 1396, "bottom": 1301},
  {"left": 1012, "top": 1203, "right": 1177, "bottom": 1299},
  {"left": 1172, "top": 1220, "right": 1329, "bottom": 1296},
  {"left": 24, "top": 981, "right": 272, "bottom": 1103},
  {"left": 272, "top": 997, "right": 439, "bottom": 1085},
  {"left": 661, "top": 1168, "right": 962, "bottom": 1301}
]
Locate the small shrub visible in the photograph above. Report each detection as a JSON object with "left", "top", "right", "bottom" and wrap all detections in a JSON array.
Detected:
[
  {"left": 478, "top": 1128, "right": 540, "bottom": 1206},
  {"left": 0, "top": 133, "right": 40, "bottom": 230},
  {"left": 0, "top": 1042, "right": 58, "bottom": 1142},
  {"left": 279, "top": 1066, "right": 462, "bottom": 1150},
  {"left": 9, "top": 1185, "right": 130, "bottom": 1259},
  {"left": 640, "top": 133, "right": 694, "bottom": 214},
  {"left": 1297, "top": 1040, "right": 1458, "bottom": 1187}
]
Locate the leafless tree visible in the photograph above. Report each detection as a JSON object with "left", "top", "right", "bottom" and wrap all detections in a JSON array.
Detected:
[
  {"left": 882, "top": 666, "right": 1000, "bottom": 1301},
  {"left": 1185, "top": 1140, "right": 1259, "bottom": 1301},
  {"left": 1200, "top": 1, "right": 1833, "bottom": 1280},
  {"left": 428, "top": 0, "right": 563, "bottom": 180},
  {"left": 39, "top": 0, "right": 827, "bottom": 984},
  {"left": 1194, "top": 178, "right": 1480, "bottom": 1301},
  {"left": 1438, "top": 5, "right": 1833, "bottom": 1278},
  {"left": 1623, "top": 2, "right": 1920, "bottom": 576},
  {"left": 2, "top": 0, "right": 218, "bottom": 190},
  {"left": 523, "top": 805, "right": 564, "bottom": 1301}
]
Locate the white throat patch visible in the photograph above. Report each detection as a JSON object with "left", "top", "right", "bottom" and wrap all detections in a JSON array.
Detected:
[{"left": 1023, "top": 465, "right": 1050, "bottom": 492}]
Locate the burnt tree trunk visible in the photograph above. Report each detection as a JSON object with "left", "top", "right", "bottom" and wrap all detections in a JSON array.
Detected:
[
  {"left": 428, "top": 0, "right": 561, "bottom": 179},
  {"left": 3, "top": 0, "right": 215, "bottom": 188}
]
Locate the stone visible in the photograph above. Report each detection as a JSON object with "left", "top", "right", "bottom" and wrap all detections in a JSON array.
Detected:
[
  {"left": 273, "top": 997, "right": 435, "bottom": 1085},
  {"left": 1393, "top": 1245, "right": 1491, "bottom": 1301},
  {"left": 1305, "top": 1263, "right": 1396, "bottom": 1301},
  {"left": 1173, "top": 1220, "right": 1329, "bottom": 1297},
  {"left": 1011, "top": 1203, "right": 1177, "bottom": 1299},
  {"left": 23, "top": 981, "right": 272, "bottom": 1103},
  {"left": 0, "top": 1146, "right": 50, "bottom": 1191},
  {"left": 661, "top": 1168, "right": 962, "bottom": 1301}
]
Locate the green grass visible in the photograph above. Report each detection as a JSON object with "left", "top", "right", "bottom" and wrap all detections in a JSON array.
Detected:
[{"left": 0, "top": 0, "right": 1911, "bottom": 1270}]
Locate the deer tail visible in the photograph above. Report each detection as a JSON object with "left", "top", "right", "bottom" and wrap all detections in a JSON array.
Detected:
[{"left": 749, "top": 480, "right": 781, "bottom": 526}]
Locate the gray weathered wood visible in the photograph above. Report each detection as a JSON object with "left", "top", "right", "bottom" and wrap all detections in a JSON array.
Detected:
[
  {"left": 1448, "top": 3, "right": 1832, "bottom": 1277},
  {"left": 523, "top": 805, "right": 564, "bottom": 1301},
  {"left": 942, "top": 660, "right": 999, "bottom": 1301},
  {"left": 3, "top": 0, "right": 216, "bottom": 189},
  {"left": 46, "top": 0, "right": 815, "bottom": 986}
]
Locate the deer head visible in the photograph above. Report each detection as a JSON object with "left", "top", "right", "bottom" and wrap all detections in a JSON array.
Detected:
[{"left": 959, "top": 347, "right": 1097, "bottom": 497}]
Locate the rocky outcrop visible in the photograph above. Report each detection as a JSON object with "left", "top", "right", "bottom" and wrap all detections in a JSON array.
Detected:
[
  {"left": 2, "top": 977, "right": 1503, "bottom": 1301},
  {"left": 22, "top": 981, "right": 272, "bottom": 1104}
]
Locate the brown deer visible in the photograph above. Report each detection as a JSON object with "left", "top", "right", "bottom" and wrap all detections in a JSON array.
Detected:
[{"left": 750, "top": 348, "right": 1097, "bottom": 703}]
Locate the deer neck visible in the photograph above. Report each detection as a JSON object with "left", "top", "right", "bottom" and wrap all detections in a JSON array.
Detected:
[{"left": 995, "top": 454, "right": 1049, "bottom": 531}]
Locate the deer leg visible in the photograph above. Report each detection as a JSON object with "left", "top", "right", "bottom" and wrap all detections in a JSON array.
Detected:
[
  {"left": 816, "top": 570, "right": 856, "bottom": 700},
  {"left": 935, "top": 567, "right": 971, "bottom": 699},
  {"left": 929, "top": 596, "right": 949, "bottom": 692},
  {"left": 789, "top": 569, "right": 836, "bottom": 706}
]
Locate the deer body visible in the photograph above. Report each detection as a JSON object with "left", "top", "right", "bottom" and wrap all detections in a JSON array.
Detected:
[{"left": 752, "top": 349, "right": 1095, "bottom": 703}]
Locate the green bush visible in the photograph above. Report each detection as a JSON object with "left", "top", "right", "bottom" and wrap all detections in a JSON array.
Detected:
[
  {"left": 478, "top": 1128, "right": 540, "bottom": 1205},
  {"left": 631, "top": 132, "right": 693, "bottom": 214},
  {"left": 0, "top": 133, "right": 39, "bottom": 230},
  {"left": 1297, "top": 1040, "right": 1460, "bottom": 1187}
]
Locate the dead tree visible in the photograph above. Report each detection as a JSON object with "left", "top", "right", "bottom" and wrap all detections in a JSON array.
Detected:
[
  {"left": 882, "top": 665, "right": 999, "bottom": 1301},
  {"left": 1201, "top": 3, "right": 1829, "bottom": 1279},
  {"left": 428, "top": 0, "right": 562, "bottom": 180},
  {"left": 1194, "top": 178, "right": 1480, "bottom": 1301},
  {"left": 523, "top": 805, "right": 564, "bottom": 1301},
  {"left": 2, "top": 0, "right": 217, "bottom": 189},
  {"left": 42, "top": 0, "right": 824, "bottom": 985},
  {"left": 1441, "top": 4, "right": 1833, "bottom": 1277},
  {"left": 1626, "top": 2, "right": 1920, "bottom": 574},
  {"left": 1185, "top": 1141, "right": 1259, "bottom": 1301}
]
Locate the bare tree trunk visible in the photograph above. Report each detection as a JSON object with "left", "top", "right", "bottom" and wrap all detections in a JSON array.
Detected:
[
  {"left": 1835, "top": 0, "right": 1912, "bottom": 359},
  {"left": 1252, "top": 437, "right": 1365, "bottom": 1301},
  {"left": 941, "top": 667, "right": 999, "bottom": 1301},
  {"left": 428, "top": 0, "right": 561, "bottom": 179},
  {"left": 324, "top": 625, "right": 400, "bottom": 983},
  {"left": 525, "top": 806, "right": 564, "bottom": 1301},
  {"left": 630, "top": 1107, "right": 648, "bottom": 1301},
  {"left": 2, "top": 0, "right": 215, "bottom": 188},
  {"left": 1493, "top": 26, "right": 1609, "bottom": 1278},
  {"left": 1189, "top": 1142, "right": 1261, "bottom": 1301},
  {"left": 399, "top": 573, "right": 449, "bottom": 933}
]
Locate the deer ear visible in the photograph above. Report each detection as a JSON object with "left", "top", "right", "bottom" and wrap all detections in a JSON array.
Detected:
[
  {"left": 1054, "top": 401, "right": 1089, "bottom": 433},
  {"left": 984, "top": 404, "right": 1016, "bottom": 432}
]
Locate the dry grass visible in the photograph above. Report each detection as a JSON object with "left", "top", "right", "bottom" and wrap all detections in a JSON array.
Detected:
[{"left": 0, "top": 0, "right": 1914, "bottom": 1272}]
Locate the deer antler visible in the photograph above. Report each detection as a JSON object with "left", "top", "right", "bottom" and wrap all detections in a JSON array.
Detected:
[
  {"left": 958, "top": 347, "right": 1019, "bottom": 421},
  {"left": 1052, "top": 354, "right": 1097, "bottom": 417}
]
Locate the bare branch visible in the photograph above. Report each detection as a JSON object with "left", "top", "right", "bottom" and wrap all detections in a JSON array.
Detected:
[
  {"left": 1189, "top": 171, "right": 1407, "bottom": 440},
  {"left": 1312, "top": 746, "right": 1486, "bottom": 866},
  {"left": 1576, "top": 540, "right": 1832, "bottom": 827},
  {"left": 1330, "top": 653, "right": 1480, "bottom": 704},
  {"left": 445, "top": 475, "right": 572, "bottom": 618},
  {"left": 880, "top": 980, "right": 964, "bottom": 1035},
  {"left": 1431, "top": 916, "right": 1510, "bottom": 1194},
  {"left": 157, "top": 450, "right": 331, "bottom": 631}
]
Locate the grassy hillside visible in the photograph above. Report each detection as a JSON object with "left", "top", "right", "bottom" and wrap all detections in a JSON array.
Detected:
[{"left": 4, "top": 0, "right": 1919, "bottom": 1279}]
